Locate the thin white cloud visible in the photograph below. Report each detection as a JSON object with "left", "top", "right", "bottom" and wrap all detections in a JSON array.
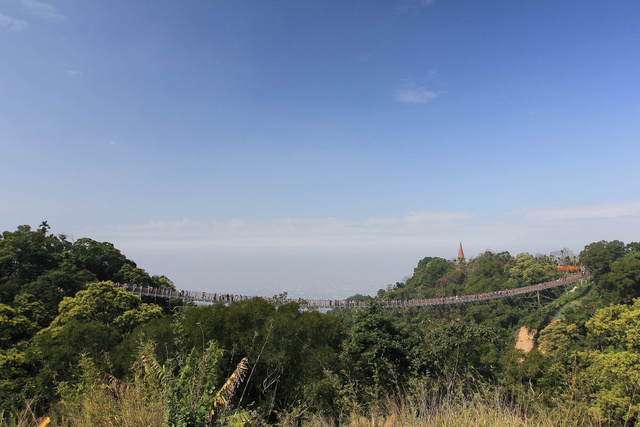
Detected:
[
  {"left": 0, "top": 12, "right": 28, "bottom": 31},
  {"left": 404, "top": 210, "right": 473, "bottom": 225},
  {"left": 509, "top": 200, "right": 640, "bottom": 222},
  {"left": 353, "top": 53, "right": 373, "bottom": 62},
  {"left": 61, "top": 63, "right": 83, "bottom": 77},
  {"left": 394, "top": 86, "right": 439, "bottom": 104},
  {"left": 85, "top": 201, "right": 640, "bottom": 257},
  {"left": 92, "top": 210, "right": 475, "bottom": 251},
  {"left": 395, "top": 0, "right": 435, "bottom": 14},
  {"left": 19, "top": 0, "right": 66, "bottom": 22}
]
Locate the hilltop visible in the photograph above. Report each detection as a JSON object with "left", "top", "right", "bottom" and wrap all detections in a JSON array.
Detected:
[{"left": 1, "top": 223, "right": 640, "bottom": 425}]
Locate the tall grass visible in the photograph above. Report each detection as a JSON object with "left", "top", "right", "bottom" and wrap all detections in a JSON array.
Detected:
[
  {"left": 3, "top": 385, "right": 601, "bottom": 426},
  {"left": 6, "top": 342, "right": 252, "bottom": 427},
  {"left": 2, "top": 363, "right": 600, "bottom": 426},
  {"left": 51, "top": 355, "right": 166, "bottom": 427},
  {"left": 294, "top": 383, "right": 600, "bottom": 427},
  {"left": 0, "top": 400, "right": 50, "bottom": 427}
]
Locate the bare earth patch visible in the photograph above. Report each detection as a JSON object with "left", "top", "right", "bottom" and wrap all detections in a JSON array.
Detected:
[{"left": 515, "top": 326, "right": 536, "bottom": 353}]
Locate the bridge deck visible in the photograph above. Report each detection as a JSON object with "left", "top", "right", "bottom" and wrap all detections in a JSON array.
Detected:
[{"left": 121, "top": 273, "right": 590, "bottom": 309}]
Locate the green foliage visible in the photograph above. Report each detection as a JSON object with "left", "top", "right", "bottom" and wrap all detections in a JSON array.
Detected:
[
  {"left": 0, "top": 223, "right": 175, "bottom": 415},
  {"left": 37, "top": 319, "right": 121, "bottom": 365},
  {"left": 579, "top": 299, "right": 640, "bottom": 423},
  {"left": 338, "top": 304, "right": 419, "bottom": 408},
  {"left": 346, "top": 293, "right": 370, "bottom": 302},
  {"left": 109, "top": 314, "right": 177, "bottom": 378},
  {"left": 538, "top": 320, "right": 582, "bottom": 355},
  {"left": 0, "top": 223, "right": 168, "bottom": 330},
  {"left": 115, "top": 263, "right": 153, "bottom": 287},
  {"left": 579, "top": 240, "right": 627, "bottom": 280},
  {"left": 0, "top": 303, "right": 36, "bottom": 349},
  {"left": 164, "top": 343, "right": 225, "bottom": 426},
  {"left": 597, "top": 251, "right": 640, "bottom": 304},
  {"left": 380, "top": 256, "right": 457, "bottom": 300},
  {"left": 25, "top": 282, "right": 162, "bottom": 407},
  {"left": 171, "top": 298, "right": 344, "bottom": 419},
  {"left": 419, "top": 319, "right": 500, "bottom": 381},
  {"left": 508, "top": 252, "right": 558, "bottom": 287},
  {"left": 53, "top": 341, "right": 252, "bottom": 426},
  {"left": 466, "top": 251, "right": 514, "bottom": 294},
  {"left": 50, "top": 282, "right": 162, "bottom": 333},
  {"left": 410, "top": 257, "right": 453, "bottom": 290},
  {"left": 68, "top": 238, "right": 134, "bottom": 282},
  {"left": 576, "top": 240, "right": 640, "bottom": 305},
  {"left": 151, "top": 274, "right": 176, "bottom": 290},
  {"left": 529, "top": 293, "right": 640, "bottom": 425},
  {"left": 5, "top": 222, "right": 640, "bottom": 424},
  {"left": 0, "top": 346, "right": 34, "bottom": 412},
  {"left": 0, "top": 224, "right": 70, "bottom": 303},
  {"left": 434, "top": 268, "right": 467, "bottom": 295},
  {"left": 20, "top": 268, "right": 95, "bottom": 325}
]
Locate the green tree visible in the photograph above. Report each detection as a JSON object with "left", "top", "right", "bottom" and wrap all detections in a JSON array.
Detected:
[
  {"left": 340, "top": 304, "right": 418, "bottom": 405},
  {"left": 50, "top": 282, "right": 162, "bottom": 333},
  {"left": 410, "top": 257, "right": 452, "bottom": 289},
  {"left": 508, "top": 252, "right": 557, "bottom": 286},
  {"left": 115, "top": 263, "right": 154, "bottom": 287},
  {"left": 176, "top": 299, "right": 344, "bottom": 419},
  {"left": 152, "top": 274, "right": 176, "bottom": 290},
  {"left": 109, "top": 314, "right": 177, "bottom": 378},
  {"left": 466, "top": 251, "right": 513, "bottom": 293},
  {"left": 598, "top": 251, "right": 640, "bottom": 304},
  {"left": 581, "top": 299, "right": 640, "bottom": 423},
  {"left": 419, "top": 319, "right": 499, "bottom": 381},
  {"left": 381, "top": 257, "right": 454, "bottom": 299},
  {"left": 579, "top": 240, "right": 627, "bottom": 280},
  {"left": 0, "top": 303, "right": 36, "bottom": 349},
  {"left": 0, "top": 224, "right": 69, "bottom": 303},
  {"left": 0, "top": 346, "right": 34, "bottom": 411},
  {"left": 434, "top": 268, "right": 467, "bottom": 297},
  {"left": 20, "top": 268, "right": 95, "bottom": 325},
  {"left": 29, "top": 282, "right": 162, "bottom": 405},
  {"left": 69, "top": 238, "right": 135, "bottom": 281},
  {"left": 538, "top": 319, "right": 582, "bottom": 355}
]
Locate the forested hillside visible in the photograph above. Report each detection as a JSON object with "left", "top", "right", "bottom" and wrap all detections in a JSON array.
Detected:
[{"left": 2, "top": 223, "right": 640, "bottom": 425}]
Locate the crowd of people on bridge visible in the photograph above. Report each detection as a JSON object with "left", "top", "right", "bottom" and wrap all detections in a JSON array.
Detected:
[
  {"left": 116, "top": 270, "right": 590, "bottom": 309},
  {"left": 115, "top": 283, "right": 252, "bottom": 304}
]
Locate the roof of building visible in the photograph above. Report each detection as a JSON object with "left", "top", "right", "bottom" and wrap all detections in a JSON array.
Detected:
[{"left": 458, "top": 242, "right": 465, "bottom": 259}]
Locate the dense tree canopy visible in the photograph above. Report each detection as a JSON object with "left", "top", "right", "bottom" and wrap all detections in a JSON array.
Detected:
[
  {"left": 579, "top": 240, "right": 628, "bottom": 280},
  {"left": 3, "top": 222, "right": 640, "bottom": 425}
]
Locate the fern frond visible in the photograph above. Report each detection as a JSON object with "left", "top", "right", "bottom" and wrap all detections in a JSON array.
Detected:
[
  {"left": 139, "top": 351, "right": 167, "bottom": 383},
  {"left": 101, "top": 371, "right": 131, "bottom": 398},
  {"left": 221, "top": 410, "right": 252, "bottom": 427},
  {"left": 210, "top": 357, "right": 249, "bottom": 412}
]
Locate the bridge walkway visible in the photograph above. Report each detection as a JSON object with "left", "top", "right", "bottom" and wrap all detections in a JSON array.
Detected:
[{"left": 120, "top": 272, "right": 590, "bottom": 309}]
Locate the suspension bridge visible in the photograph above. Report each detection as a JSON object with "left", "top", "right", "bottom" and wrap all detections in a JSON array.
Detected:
[{"left": 120, "top": 272, "right": 590, "bottom": 310}]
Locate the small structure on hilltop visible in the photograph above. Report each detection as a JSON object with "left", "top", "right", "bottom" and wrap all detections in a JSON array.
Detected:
[{"left": 456, "top": 242, "right": 465, "bottom": 270}]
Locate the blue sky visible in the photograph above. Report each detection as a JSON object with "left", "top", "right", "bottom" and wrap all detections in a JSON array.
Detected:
[{"left": 2, "top": 0, "right": 640, "bottom": 298}]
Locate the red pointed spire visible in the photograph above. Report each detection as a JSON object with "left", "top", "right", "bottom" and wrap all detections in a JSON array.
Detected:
[{"left": 458, "top": 242, "right": 465, "bottom": 260}]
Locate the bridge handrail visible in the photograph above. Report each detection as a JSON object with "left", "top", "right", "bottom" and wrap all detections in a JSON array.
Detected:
[{"left": 117, "top": 272, "right": 590, "bottom": 309}]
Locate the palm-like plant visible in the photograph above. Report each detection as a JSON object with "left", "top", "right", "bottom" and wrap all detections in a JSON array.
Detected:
[{"left": 52, "top": 341, "right": 251, "bottom": 426}]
